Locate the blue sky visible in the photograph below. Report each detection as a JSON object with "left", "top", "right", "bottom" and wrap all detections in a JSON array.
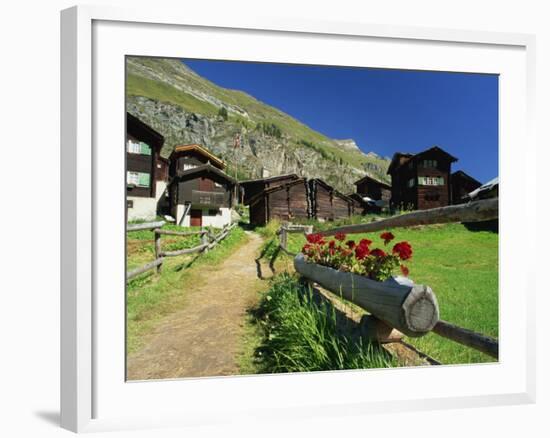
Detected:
[{"left": 183, "top": 59, "right": 498, "bottom": 183}]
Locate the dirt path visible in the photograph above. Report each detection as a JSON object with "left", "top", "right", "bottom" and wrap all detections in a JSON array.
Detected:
[{"left": 127, "top": 232, "right": 265, "bottom": 380}]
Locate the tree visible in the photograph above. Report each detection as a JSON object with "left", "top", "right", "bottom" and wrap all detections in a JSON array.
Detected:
[{"left": 218, "top": 107, "right": 228, "bottom": 121}]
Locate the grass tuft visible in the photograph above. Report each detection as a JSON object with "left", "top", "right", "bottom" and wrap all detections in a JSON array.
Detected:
[{"left": 250, "top": 274, "right": 396, "bottom": 373}]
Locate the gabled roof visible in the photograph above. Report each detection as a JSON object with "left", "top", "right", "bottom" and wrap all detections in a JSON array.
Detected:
[
  {"left": 451, "top": 170, "right": 481, "bottom": 186},
  {"left": 170, "top": 144, "right": 225, "bottom": 169},
  {"left": 170, "top": 163, "right": 235, "bottom": 185},
  {"left": 354, "top": 174, "right": 391, "bottom": 189},
  {"left": 247, "top": 178, "right": 307, "bottom": 206},
  {"left": 466, "top": 176, "right": 499, "bottom": 200},
  {"left": 238, "top": 173, "right": 300, "bottom": 186},
  {"left": 387, "top": 146, "right": 458, "bottom": 174},
  {"left": 387, "top": 152, "right": 414, "bottom": 174},
  {"left": 415, "top": 146, "right": 458, "bottom": 162}
]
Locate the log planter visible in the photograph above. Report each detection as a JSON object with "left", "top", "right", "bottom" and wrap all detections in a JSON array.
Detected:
[{"left": 294, "top": 253, "right": 439, "bottom": 337}]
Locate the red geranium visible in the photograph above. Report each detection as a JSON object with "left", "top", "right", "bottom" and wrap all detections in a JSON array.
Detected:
[
  {"left": 370, "top": 248, "right": 387, "bottom": 258},
  {"left": 359, "top": 238, "right": 372, "bottom": 247},
  {"left": 380, "top": 231, "right": 395, "bottom": 245},
  {"left": 306, "top": 233, "right": 325, "bottom": 245},
  {"left": 392, "top": 241, "right": 413, "bottom": 260},
  {"left": 334, "top": 232, "right": 346, "bottom": 242},
  {"left": 355, "top": 244, "right": 370, "bottom": 260},
  {"left": 301, "top": 231, "right": 413, "bottom": 282}
]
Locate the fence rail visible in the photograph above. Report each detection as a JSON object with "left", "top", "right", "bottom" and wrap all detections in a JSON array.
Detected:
[
  {"left": 319, "top": 198, "right": 498, "bottom": 237},
  {"left": 280, "top": 198, "right": 499, "bottom": 362},
  {"left": 127, "top": 220, "right": 166, "bottom": 232},
  {"left": 126, "top": 222, "right": 236, "bottom": 282}
]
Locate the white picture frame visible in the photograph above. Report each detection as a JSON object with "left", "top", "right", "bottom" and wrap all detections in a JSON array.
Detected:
[{"left": 60, "top": 5, "right": 536, "bottom": 433}]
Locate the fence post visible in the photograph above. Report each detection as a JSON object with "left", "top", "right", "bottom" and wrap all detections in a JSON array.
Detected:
[
  {"left": 280, "top": 227, "right": 288, "bottom": 251},
  {"left": 154, "top": 229, "right": 163, "bottom": 273},
  {"left": 201, "top": 228, "right": 209, "bottom": 253}
]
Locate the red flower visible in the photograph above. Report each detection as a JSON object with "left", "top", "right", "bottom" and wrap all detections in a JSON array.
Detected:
[
  {"left": 359, "top": 238, "right": 372, "bottom": 248},
  {"left": 370, "top": 248, "right": 387, "bottom": 258},
  {"left": 355, "top": 244, "right": 370, "bottom": 260},
  {"left": 301, "top": 243, "right": 312, "bottom": 254},
  {"left": 392, "top": 241, "right": 413, "bottom": 261},
  {"left": 380, "top": 231, "right": 395, "bottom": 245},
  {"left": 306, "top": 233, "right": 325, "bottom": 245},
  {"left": 400, "top": 265, "right": 410, "bottom": 276},
  {"left": 334, "top": 232, "right": 346, "bottom": 242},
  {"left": 346, "top": 240, "right": 356, "bottom": 249},
  {"left": 328, "top": 240, "right": 336, "bottom": 249}
]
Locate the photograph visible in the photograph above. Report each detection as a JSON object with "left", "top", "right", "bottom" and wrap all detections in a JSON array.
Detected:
[{"left": 125, "top": 56, "right": 499, "bottom": 381}]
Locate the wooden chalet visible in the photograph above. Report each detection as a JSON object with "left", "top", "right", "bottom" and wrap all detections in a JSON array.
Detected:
[
  {"left": 451, "top": 170, "right": 482, "bottom": 204},
  {"left": 248, "top": 178, "right": 310, "bottom": 226},
  {"left": 239, "top": 173, "right": 300, "bottom": 205},
  {"left": 309, "top": 178, "right": 355, "bottom": 221},
  {"left": 387, "top": 146, "right": 457, "bottom": 211},
  {"left": 354, "top": 174, "right": 391, "bottom": 211},
  {"left": 126, "top": 113, "right": 167, "bottom": 221},
  {"left": 168, "top": 144, "right": 235, "bottom": 227}
]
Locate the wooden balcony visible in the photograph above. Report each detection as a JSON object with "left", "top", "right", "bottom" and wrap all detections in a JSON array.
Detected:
[{"left": 191, "top": 190, "right": 226, "bottom": 207}]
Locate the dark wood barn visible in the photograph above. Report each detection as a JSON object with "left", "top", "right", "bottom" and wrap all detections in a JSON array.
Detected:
[
  {"left": 168, "top": 144, "right": 235, "bottom": 227},
  {"left": 126, "top": 113, "right": 166, "bottom": 221},
  {"left": 239, "top": 174, "right": 300, "bottom": 205},
  {"left": 248, "top": 178, "right": 310, "bottom": 226},
  {"left": 387, "top": 146, "right": 458, "bottom": 211},
  {"left": 451, "top": 170, "right": 482, "bottom": 204},
  {"left": 354, "top": 175, "right": 391, "bottom": 205},
  {"left": 126, "top": 113, "right": 165, "bottom": 199},
  {"left": 309, "top": 178, "right": 355, "bottom": 221}
]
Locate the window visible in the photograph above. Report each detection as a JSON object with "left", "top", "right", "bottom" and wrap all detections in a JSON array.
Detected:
[
  {"left": 418, "top": 176, "right": 444, "bottom": 186},
  {"left": 183, "top": 163, "right": 198, "bottom": 171},
  {"left": 421, "top": 159, "right": 438, "bottom": 168},
  {"left": 127, "top": 171, "right": 150, "bottom": 188},
  {"left": 127, "top": 140, "right": 152, "bottom": 155},
  {"left": 214, "top": 182, "right": 223, "bottom": 188},
  {"left": 407, "top": 178, "right": 415, "bottom": 188}
]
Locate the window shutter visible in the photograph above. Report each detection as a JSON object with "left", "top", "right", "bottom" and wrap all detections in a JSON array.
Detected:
[
  {"left": 138, "top": 172, "right": 150, "bottom": 187},
  {"left": 438, "top": 177, "right": 445, "bottom": 185},
  {"left": 418, "top": 176, "right": 425, "bottom": 185},
  {"left": 140, "top": 142, "right": 152, "bottom": 155}
]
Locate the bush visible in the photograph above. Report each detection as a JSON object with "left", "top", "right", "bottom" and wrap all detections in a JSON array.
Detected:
[
  {"left": 256, "top": 121, "right": 282, "bottom": 138},
  {"left": 218, "top": 106, "right": 229, "bottom": 120},
  {"left": 252, "top": 274, "right": 396, "bottom": 373}
]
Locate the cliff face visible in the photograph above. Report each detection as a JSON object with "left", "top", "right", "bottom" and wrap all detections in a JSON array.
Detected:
[{"left": 126, "top": 57, "right": 390, "bottom": 192}]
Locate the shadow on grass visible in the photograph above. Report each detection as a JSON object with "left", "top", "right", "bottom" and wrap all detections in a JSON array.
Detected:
[{"left": 463, "top": 219, "right": 498, "bottom": 233}]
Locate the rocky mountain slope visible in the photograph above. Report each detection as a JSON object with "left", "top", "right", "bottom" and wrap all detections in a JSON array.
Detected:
[{"left": 126, "top": 57, "right": 390, "bottom": 193}]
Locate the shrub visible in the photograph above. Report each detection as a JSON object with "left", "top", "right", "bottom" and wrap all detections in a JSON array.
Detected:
[{"left": 218, "top": 106, "right": 228, "bottom": 120}]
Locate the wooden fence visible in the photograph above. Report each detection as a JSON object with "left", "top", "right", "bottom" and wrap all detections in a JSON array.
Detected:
[
  {"left": 127, "top": 222, "right": 237, "bottom": 282},
  {"left": 279, "top": 198, "right": 500, "bottom": 362}
]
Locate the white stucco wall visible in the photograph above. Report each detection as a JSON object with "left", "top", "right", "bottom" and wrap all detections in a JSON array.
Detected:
[
  {"left": 202, "top": 208, "right": 232, "bottom": 228},
  {"left": 127, "top": 197, "right": 157, "bottom": 222},
  {"left": 176, "top": 204, "right": 190, "bottom": 227},
  {"left": 175, "top": 206, "right": 232, "bottom": 228},
  {"left": 155, "top": 181, "right": 167, "bottom": 203}
]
